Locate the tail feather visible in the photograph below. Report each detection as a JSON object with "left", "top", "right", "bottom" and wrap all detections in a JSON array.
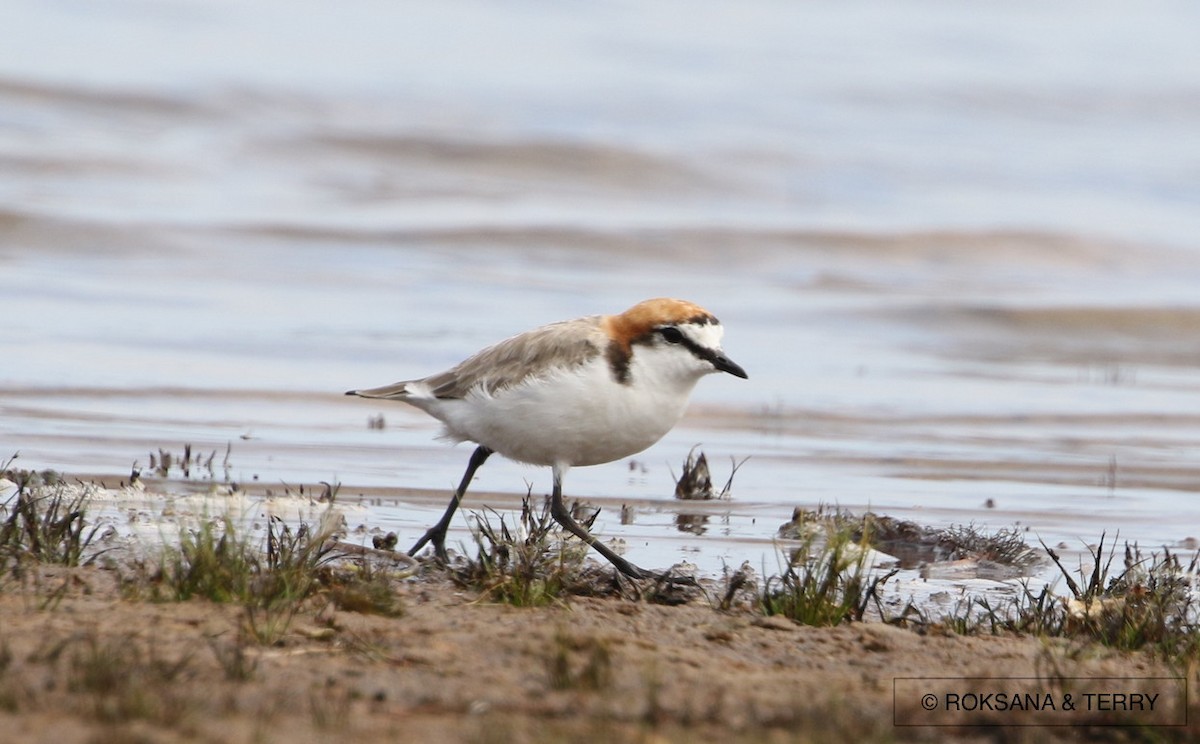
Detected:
[{"left": 344, "top": 381, "right": 413, "bottom": 400}]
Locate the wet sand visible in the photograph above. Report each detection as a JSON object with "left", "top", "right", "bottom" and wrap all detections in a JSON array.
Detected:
[{"left": 1, "top": 560, "right": 1192, "bottom": 744}]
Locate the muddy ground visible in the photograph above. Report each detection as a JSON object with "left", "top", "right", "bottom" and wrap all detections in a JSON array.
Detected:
[{"left": 0, "top": 561, "right": 1193, "bottom": 744}]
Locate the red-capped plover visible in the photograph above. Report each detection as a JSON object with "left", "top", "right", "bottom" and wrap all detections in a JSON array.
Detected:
[{"left": 346, "top": 297, "right": 748, "bottom": 580}]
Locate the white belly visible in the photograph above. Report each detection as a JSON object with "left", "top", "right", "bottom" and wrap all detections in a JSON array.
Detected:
[{"left": 432, "top": 362, "right": 697, "bottom": 467}]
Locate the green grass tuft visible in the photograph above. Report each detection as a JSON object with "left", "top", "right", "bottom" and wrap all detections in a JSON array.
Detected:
[
  {"left": 140, "top": 510, "right": 343, "bottom": 643},
  {"left": 927, "top": 532, "right": 1200, "bottom": 660},
  {"left": 453, "top": 492, "right": 593, "bottom": 607},
  {"left": 761, "top": 512, "right": 895, "bottom": 626}
]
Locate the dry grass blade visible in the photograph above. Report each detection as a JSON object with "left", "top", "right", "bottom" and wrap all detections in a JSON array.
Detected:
[{"left": 1, "top": 475, "right": 105, "bottom": 572}]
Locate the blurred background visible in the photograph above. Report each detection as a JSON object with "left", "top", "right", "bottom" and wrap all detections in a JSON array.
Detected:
[{"left": 3, "top": 0, "right": 1200, "bottom": 574}]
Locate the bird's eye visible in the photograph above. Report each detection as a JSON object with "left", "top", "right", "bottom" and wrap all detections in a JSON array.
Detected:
[{"left": 659, "top": 326, "right": 684, "bottom": 344}]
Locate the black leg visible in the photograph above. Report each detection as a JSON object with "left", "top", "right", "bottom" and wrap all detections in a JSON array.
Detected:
[
  {"left": 547, "top": 465, "right": 655, "bottom": 581},
  {"left": 409, "top": 445, "right": 492, "bottom": 562}
]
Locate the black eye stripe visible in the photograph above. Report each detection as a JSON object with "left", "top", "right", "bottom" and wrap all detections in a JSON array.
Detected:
[{"left": 655, "top": 326, "right": 719, "bottom": 364}]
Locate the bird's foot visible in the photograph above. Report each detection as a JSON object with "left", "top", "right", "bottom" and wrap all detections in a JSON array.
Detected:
[
  {"left": 612, "top": 564, "right": 702, "bottom": 605},
  {"left": 408, "top": 529, "right": 451, "bottom": 565},
  {"left": 613, "top": 561, "right": 699, "bottom": 589}
]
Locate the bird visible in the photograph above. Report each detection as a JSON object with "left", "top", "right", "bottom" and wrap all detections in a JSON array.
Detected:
[{"left": 345, "top": 297, "right": 748, "bottom": 580}]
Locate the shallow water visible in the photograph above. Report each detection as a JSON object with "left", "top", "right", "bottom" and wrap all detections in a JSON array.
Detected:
[{"left": 4, "top": 2, "right": 1200, "bottom": 588}]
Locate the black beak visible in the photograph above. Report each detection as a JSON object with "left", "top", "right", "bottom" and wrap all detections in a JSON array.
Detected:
[{"left": 712, "top": 352, "right": 748, "bottom": 379}]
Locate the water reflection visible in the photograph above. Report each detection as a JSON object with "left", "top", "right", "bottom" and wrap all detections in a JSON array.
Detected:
[{"left": 675, "top": 513, "right": 709, "bottom": 535}]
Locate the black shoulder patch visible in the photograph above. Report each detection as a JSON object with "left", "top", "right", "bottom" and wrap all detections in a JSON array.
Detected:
[{"left": 606, "top": 341, "right": 633, "bottom": 385}]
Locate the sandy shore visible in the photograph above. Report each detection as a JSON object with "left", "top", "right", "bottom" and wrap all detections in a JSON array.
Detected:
[{"left": 0, "top": 558, "right": 1192, "bottom": 744}]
